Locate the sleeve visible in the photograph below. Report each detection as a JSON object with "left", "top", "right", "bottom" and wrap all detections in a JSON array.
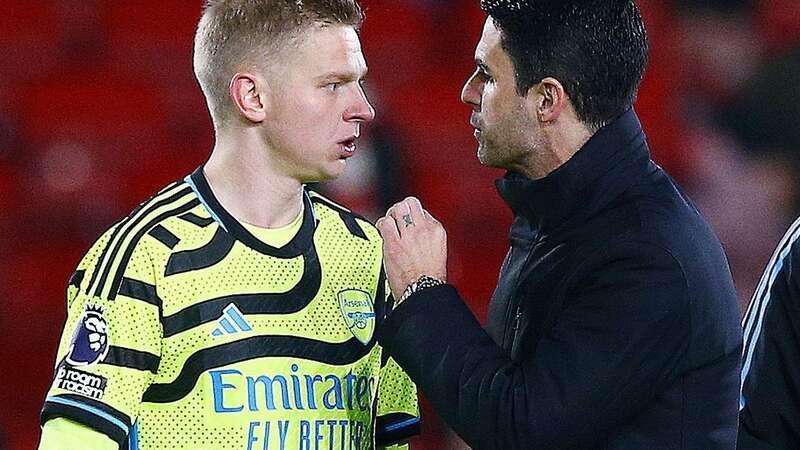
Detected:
[
  {"left": 39, "top": 418, "right": 118, "bottom": 450},
  {"left": 379, "top": 444, "right": 410, "bottom": 450},
  {"left": 376, "top": 356, "right": 421, "bottom": 446},
  {"left": 40, "top": 225, "right": 163, "bottom": 448},
  {"left": 378, "top": 241, "right": 692, "bottom": 450},
  {"left": 739, "top": 223, "right": 800, "bottom": 449},
  {"left": 376, "top": 277, "right": 421, "bottom": 447}
]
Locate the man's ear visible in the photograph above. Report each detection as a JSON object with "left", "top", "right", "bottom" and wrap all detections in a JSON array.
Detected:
[
  {"left": 229, "top": 72, "right": 268, "bottom": 123},
  {"left": 527, "top": 77, "right": 567, "bottom": 123}
]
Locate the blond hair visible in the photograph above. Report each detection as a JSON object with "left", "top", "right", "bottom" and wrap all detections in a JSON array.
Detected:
[{"left": 193, "top": 0, "right": 364, "bottom": 127}]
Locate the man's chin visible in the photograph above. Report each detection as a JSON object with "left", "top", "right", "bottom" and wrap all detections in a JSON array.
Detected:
[
  {"left": 297, "top": 166, "right": 341, "bottom": 185},
  {"left": 477, "top": 144, "right": 501, "bottom": 168}
]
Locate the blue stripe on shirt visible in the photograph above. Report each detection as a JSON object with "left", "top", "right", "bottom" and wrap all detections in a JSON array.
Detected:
[
  {"left": 382, "top": 416, "right": 420, "bottom": 432},
  {"left": 46, "top": 396, "right": 129, "bottom": 434}
]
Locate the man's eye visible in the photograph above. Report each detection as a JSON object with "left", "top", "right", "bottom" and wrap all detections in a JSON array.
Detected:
[{"left": 326, "top": 82, "right": 341, "bottom": 92}]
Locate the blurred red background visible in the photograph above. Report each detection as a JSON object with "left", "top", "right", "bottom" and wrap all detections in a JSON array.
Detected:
[{"left": 1, "top": 1, "right": 799, "bottom": 449}]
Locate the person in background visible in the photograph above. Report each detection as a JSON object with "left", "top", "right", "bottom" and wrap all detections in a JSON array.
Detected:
[{"left": 734, "top": 48, "right": 800, "bottom": 450}]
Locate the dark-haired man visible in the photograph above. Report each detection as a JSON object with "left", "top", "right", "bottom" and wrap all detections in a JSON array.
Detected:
[
  {"left": 375, "top": 1, "right": 742, "bottom": 449},
  {"left": 37, "top": 1, "right": 418, "bottom": 449}
]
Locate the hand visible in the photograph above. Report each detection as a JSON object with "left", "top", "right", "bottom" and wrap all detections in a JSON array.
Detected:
[{"left": 376, "top": 197, "right": 447, "bottom": 301}]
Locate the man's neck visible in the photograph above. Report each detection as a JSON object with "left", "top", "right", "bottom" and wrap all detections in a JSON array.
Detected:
[
  {"left": 520, "top": 119, "right": 594, "bottom": 180},
  {"left": 204, "top": 134, "right": 304, "bottom": 229}
]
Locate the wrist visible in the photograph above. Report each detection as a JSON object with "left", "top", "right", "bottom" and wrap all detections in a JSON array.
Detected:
[{"left": 398, "top": 275, "right": 445, "bottom": 304}]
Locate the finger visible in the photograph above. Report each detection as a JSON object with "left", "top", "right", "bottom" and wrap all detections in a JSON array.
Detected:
[
  {"left": 404, "top": 196, "right": 424, "bottom": 220},
  {"left": 386, "top": 203, "right": 403, "bottom": 222},
  {"left": 398, "top": 199, "right": 412, "bottom": 220},
  {"left": 376, "top": 216, "right": 400, "bottom": 242},
  {"left": 389, "top": 201, "right": 415, "bottom": 233},
  {"left": 411, "top": 199, "right": 440, "bottom": 225}
]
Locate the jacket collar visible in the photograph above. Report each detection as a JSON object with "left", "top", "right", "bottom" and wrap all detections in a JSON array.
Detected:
[{"left": 495, "top": 109, "right": 652, "bottom": 232}]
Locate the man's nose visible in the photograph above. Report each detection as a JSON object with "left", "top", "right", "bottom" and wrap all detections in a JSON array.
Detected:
[
  {"left": 344, "top": 85, "right": 376, "bottom": 123},
  {"left": 461, "top": 69, "right": 482, "bottom": 108}
]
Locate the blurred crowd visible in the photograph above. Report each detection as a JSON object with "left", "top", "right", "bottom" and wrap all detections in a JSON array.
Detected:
[{"left": 1, "top": 1, "right": 798, "bottom": 449}]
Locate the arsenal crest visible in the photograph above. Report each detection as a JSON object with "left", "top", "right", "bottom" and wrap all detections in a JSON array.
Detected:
[{"left": 337, "top": 289, "right": 375, "bottom": 345}]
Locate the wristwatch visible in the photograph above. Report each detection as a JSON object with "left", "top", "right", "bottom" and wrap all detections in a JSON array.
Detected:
[{"left": 398, "top": 275, "right": 445, "bottom": 304}]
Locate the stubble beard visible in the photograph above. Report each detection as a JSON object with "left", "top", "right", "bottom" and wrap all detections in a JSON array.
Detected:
[
  {"left": 476, "top": 131, "right": 511, "bottom": 169},
  {"left": 476, "top": 138, "right": 497, "bottom": 168}
]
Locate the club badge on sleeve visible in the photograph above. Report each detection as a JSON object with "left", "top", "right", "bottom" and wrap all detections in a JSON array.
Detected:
[{"left": 66, "top": 304, "right": 110, "bottom": 366}]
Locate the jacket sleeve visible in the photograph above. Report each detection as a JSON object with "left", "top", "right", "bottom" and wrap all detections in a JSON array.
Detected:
[
  {"left": 378, "top": 241, "right": 690, "bottom": 450},
  {"left": 739, "top": 221, "right": 800, "bottom": 449}
]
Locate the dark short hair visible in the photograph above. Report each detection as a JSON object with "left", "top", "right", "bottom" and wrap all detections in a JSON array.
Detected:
[{"left": 480, "top": 0, "right": 649, "bottom": 130}]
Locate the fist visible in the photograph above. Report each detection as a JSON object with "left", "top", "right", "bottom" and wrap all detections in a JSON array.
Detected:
[{"left": 376, "top": 197, "right": 447, "bottom": 301}]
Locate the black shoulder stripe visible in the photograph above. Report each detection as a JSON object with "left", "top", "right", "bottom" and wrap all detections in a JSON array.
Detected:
[
  {"left": 309, "top": 195, "right": 370, "bottom": 241},
  {"left": 41, "top": 393, "right": 131, "bottom": 446},
  {"left": 95, "top": 187, "right": 194, "bottom": 298},
  {"left": 148, "top": 224, "right": 180, "bottom": 249},
  {"left": 85, "top": 182, "right": 186, "bottom": 297},
  {"left": 376, "top": 413, "right": 421, "bottom": 446},
  {"left": 141, "top": 335, "right": 372, "bottom": 403},
  {"left": 103, "top": 346, "right": 160, "bottom": 374},
  {"left": 106, "top": 199, "right": 200, "bottom": 301},
  {"left": 164, "top": 227, "right": 236, "bottom": 277},
  {"left": 179, "top": 212, "right": 215, "bottom": 227},
  {"left": 69, "top": 270, "right": 86, "bottom": 289},
  {"left": 85, "top": 223, "right": 123, "bottom": 297},
  {"left": 162, "top": 244, "right": 321, "bottom": 337},
  {"left": 89, "top": 184, "right": 191, "bottom": 297},
  {"left": 154, "top": 180, "right": 181, "bottom": 195},
  {"left": 118, "top": 278, "right": 162, "bottom": 315}
]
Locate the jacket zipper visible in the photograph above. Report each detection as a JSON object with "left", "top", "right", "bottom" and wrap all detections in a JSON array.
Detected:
[
  {"left": 509, "top": 304, "right": 524, "bottom": 357},
  {"left": 505, "top": 231, "right": 541, "bottom": 351},
  {"left": 512, "top": 305, "right": 523, "bottom": 333}
]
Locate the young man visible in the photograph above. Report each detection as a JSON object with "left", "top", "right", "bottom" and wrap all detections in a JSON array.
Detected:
[
  {"left": 376, "top": 1, "right": 741, "bottom": 449},
  {"left": 37, "top": 1, "right": 419, "bottom": 449}
]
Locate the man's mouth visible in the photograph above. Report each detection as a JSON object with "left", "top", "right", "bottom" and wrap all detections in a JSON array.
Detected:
[
  {"left": 338, "top": 137, "right": 357, "bottom": 158},
  {"left": 470, "top": 114, "right": 483, "bottom": 140}
]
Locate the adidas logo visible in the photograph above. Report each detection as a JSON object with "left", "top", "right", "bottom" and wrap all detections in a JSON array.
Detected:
[{"left": 211, "top": 304, "right": 253, "bottom": 337}]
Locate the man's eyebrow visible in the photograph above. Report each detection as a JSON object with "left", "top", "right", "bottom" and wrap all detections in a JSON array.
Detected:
[{"left": 316, "top": 68, "right": 368, "bottom": 82}]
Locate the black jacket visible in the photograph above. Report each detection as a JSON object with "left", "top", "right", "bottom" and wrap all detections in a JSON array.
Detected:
[
  {"left": 379, "top": 110, "right": 742, "bottom": 449},
  {"left": 739, "top": 218, "right": 800, "bottom": 449}
]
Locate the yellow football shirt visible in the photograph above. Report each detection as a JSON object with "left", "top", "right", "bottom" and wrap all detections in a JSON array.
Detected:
[{"left": 40, "top": 167, "right": 420, "bottom": 450}]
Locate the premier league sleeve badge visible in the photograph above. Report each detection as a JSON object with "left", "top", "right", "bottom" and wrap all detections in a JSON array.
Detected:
[{"left": 65, "top": 304, "right": 110, "bottom": 366}]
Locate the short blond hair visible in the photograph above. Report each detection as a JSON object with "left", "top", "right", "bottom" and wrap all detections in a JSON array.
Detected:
[{"left": 193, "top": 0, "right": 364, "bottom": 127}]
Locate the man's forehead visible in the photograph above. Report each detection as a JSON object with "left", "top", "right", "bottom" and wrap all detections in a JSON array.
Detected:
[
  {"left": 294, "top": 24, "right": 367, "bottom": 76},
  {"left": 475, "top": 18, "right": 502, "bottom": 65}
]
